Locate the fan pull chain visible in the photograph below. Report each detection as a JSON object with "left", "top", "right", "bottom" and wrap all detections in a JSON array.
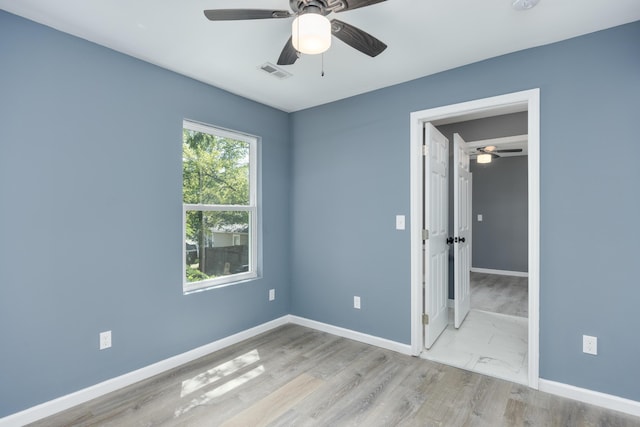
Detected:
[{"left": 321, "top": 53, "right": 325, "bottom": 77}]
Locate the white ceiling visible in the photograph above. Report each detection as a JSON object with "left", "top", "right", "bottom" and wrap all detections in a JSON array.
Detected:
[{"left": 2, "top": 0, "right": 639, "bottom": 112}]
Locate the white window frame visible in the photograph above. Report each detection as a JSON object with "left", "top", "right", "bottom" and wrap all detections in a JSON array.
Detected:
[{"left": 182, "top": 120, "right": 259, "bottom": 293}]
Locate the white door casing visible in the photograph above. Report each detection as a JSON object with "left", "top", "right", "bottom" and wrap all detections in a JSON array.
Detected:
[
  {"left": 409, "top": 89, "right": 539, "bottom": 388},
  {"left": 423, "top": 123, "right": 449, "bottom": 349},
  {"left": 453, "top": 133, "right": 472, "bottom": 329}
]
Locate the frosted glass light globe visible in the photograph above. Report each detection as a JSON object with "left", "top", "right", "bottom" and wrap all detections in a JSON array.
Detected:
[{"left": 292, "top": 13, "right": 331, "bottom": 55}]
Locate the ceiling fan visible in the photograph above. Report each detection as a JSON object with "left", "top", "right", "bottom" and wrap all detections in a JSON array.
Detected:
[
  {"left": 475, "top": 145, "right": 523, "bottom": 164},
  {"left": 203, "top": 0, "right": 388, "bottom": 66},
  {"left": 476, "top": 145, "right": 523, "bottom": 159}
]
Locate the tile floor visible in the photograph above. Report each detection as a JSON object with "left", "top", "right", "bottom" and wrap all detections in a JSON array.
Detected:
[{"left": 421, "top": 309, "right": 528, "bottom": 385}]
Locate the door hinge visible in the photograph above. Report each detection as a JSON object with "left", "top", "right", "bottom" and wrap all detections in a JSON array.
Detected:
[
  {"left": 422, "top": 314, "right": 429, "bottom": 325},
  {"left": 422, "top": 229, "right": 429, "bottom": 240},
  {"left": 422, "top": 145, "right": 428, "bottom": 156}
]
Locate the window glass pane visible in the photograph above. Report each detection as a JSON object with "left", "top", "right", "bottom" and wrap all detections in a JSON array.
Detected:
[
  {"left": 182, "top": 130, "right": 250, "bottom": 205},
  {"left": 185, "top": 210, "right": 250, "bottom": 283}
]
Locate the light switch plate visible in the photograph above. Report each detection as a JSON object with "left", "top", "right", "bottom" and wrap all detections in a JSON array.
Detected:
[
  {"left": 396, "top": 215, "right": 405, "bottom": 230},
  {"left": 269, "top": 289, "right": 275, "bottom": 301},
  {"left": 354, "top": 296, "right": 361, "bottom": 309},
  {"left": 477, "top": 214, "right": 483, "bottom": 222}
]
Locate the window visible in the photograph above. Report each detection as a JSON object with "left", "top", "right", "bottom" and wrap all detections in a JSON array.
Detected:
[{"left": 182, "top": 120, "right": 258, "bottom": 292}]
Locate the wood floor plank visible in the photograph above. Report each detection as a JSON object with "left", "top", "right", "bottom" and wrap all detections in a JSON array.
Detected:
[
  {"left": 220, "top": 373, "right": 323, "bottom": 427},
  {"left": 411, "top": 365, "right": 479, "bottom": 424},
  {"left": 471, "top": 272, "right": 528, "bottom": 317},
  {"left": 318, "top": 351, "right": 414, "bottom": 426},
  {"left": 306, "top": 337, "right": 374, "bottom": 380},
  {"left": 503, "top": 397, "right": 526, "bottom": 425},
  {"left": 303, "top": 351, "right": 381, "bottom": 420},
  {"left": 357, "top": 359, "right": 444, "bottom": 426}
]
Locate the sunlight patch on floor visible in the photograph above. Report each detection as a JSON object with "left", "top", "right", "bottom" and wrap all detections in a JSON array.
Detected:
[
  {"left": 175, "top": 365, "right": 265, "bottom": 418},
  {"left": 180, "top": 349, "right": 261, "bottom": 398}
]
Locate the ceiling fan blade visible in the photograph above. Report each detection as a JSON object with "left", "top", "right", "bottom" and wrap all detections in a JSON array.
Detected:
[
  {"left": 277, "top": 37, "right": 299, "bottom": 65},
  {"left": 496, "top": 148, "right": 523, "bottom": 153},
  {"left": 204, "top": 9, "right": 292, "bottom": 21},
  {"left": 330, "top": 19, "right": 387, "bottom": 57},
  {"left": 337, "top": 0, "right": 387, "bottom": 12},
  {"left": 477, "top": 148, "right": 500, "bottom": 158}
]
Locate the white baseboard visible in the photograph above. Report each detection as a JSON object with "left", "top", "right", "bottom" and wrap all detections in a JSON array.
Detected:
[
  {"left": 539, "top": 379, "right": 640, "bottom": 418},
  {"left": 288, "top": 315, "right": 413, "bottom": 355},
  {"left": 471, "top": 267, "right": 528, "bottom": 277},
  {"left": 0, "top": 316, "right": 290, "bottom": 427}
]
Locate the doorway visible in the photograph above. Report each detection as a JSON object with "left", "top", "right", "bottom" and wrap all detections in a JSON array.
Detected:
[
  {"left": 427, "top": 129, "right": 529, "bottom": 384},
  {"left": 409, "top": 89, "right": 540, "bottom": 389}
]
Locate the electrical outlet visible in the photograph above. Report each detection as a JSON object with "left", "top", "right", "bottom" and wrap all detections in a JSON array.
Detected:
[
  {"left": 354, "top": 296, "right": 361, "bottom": 309},
  {"left": 99, "top": 331, "right": 112, "bottom": 350},
  {"left": 396, "top": 215, "right": 405, "bottom": 230},
  {"left": 583, "top": 335, "right": 597, "bottom": 355},
  {"left": 269, "top": 289, "right": 275, "bottom": 301}
]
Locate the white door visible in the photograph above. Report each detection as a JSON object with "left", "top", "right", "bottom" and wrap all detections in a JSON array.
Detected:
[
  {"left": 423, "top": 123, "right": 449, "bottom": 349},
  {"left": 453, "top": 133, "right": 472, "bottom": 328}
]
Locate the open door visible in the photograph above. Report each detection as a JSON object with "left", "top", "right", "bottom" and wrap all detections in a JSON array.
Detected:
[
  {"left": 453, "top": 133, "right": 472, "bottom": 328},
  {"left": 423, "top": 123, "right": 449, "bottom": 349}
]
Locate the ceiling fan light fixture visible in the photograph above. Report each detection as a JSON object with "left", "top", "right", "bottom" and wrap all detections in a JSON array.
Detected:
[
  {"left": 477, "top": 153, "right": 492, "bottom": 164},
  {"left": 292, "top": 12, "right": 331, "bottom": 55}
]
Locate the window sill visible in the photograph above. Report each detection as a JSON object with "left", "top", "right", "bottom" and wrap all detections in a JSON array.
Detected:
[{"left": 183, "top": 272, "right": 260, "bottom": 295}]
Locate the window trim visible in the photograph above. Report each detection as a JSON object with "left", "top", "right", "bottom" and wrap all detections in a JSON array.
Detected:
[{"left": 182, "top": 120, "right": 259, "bottom": 293}]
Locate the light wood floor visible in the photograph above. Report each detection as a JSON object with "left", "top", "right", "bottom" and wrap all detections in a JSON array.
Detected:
[
  {"left": 471, "top": 272, "right": 528, "bottom": 317},
  {"left": 31, "top": 324, "right": 639, "bottom": 427}
]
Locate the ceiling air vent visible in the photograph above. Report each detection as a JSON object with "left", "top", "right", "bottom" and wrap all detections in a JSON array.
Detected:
[{"left": 259, "top": 62, "right": 292, "bottom": 79}]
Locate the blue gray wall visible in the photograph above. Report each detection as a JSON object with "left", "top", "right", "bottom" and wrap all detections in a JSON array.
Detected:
[
  {"left": 0, "top": 11, "right": 291, "bottom": 417},
  {"left": 471, "top": 156, "right": 528, "bottom": 272},
  {"left": 291, "top": 20, "right": 640, "bottom": 402}
]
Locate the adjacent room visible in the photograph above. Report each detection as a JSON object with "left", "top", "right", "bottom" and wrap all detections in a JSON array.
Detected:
[
  {"left": 1, "top": 1, "right": 639, "bottom": 425},
  {"left": 422, "top": 113, "right": 530, "bottom": 386}
]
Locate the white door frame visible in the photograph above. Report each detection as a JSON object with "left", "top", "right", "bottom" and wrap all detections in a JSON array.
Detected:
[{"left": 409, "top": 89, "right": 540, "bottom": 389}]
